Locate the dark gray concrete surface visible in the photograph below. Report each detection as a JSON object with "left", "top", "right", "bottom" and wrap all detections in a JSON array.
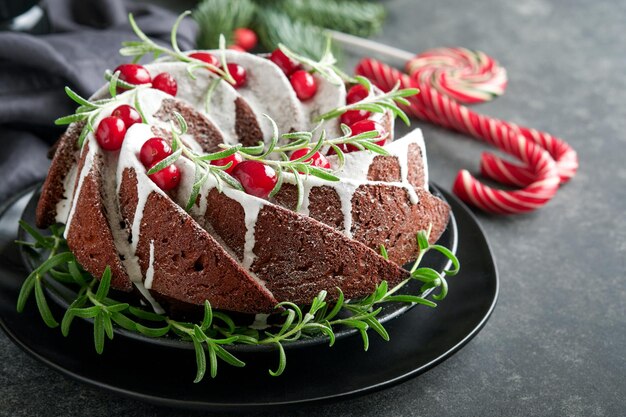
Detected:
[{"left": 1, "top": 0, "right": 624, "bottom": 416}]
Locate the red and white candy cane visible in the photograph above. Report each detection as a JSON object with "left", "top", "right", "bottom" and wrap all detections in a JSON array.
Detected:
[{"left": 355, "top": 52, "right": 578, "bottom": 214}]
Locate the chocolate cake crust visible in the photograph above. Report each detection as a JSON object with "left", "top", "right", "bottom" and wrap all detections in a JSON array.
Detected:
[
  {"left": 35, "top": 122, "right": 83, "bottom": 228},
  {"left": 64, "top": 143, "right": 132, "bottom": 291},
  {"left": 204, "top": 190, "right": 410, "bottom": 305},
  {"left": 119, "top": 168, "right": 278, "bottom": 313}
]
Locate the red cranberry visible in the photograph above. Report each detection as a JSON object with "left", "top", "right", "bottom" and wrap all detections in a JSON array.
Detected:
[
  {"left": 231, "top": 161, "right": 277, "bottom": 199},
  {"left": 210, "top": 152, "right": 243, "bottom": 174},
  {"left": 113, "top": 64, "right": 151, "bottom": 92},
  {"left": 340, "top": 109, "right": 370, "bottom": 126},
  {"left": 140, "top": 137, "right": 172, "bottom": 168},
  {"left": 95, "top": 116, "right": 126, "bottom": 151},
  {"left": 289, "top": 148, "right": 331, "bottom": 170},
  {"left": 226, "top": 63, "right": 247, "bottom": 88},
  {"left": 233, "top": 28, "right": 257, "bottom": 51},
  {"left": 152, "top": 72, "right": 177, "bottom": 96},
  {"left": 346, "top": 84, "right": 369, "bottom": 104},
  {"left": 228, "top": 44, "right": 246, "bottom": 52},
  {"left": 189, "top": 52, "right": 220, "bottom": 69},
  {"left": 111, "top": 105, "right": 142, "bottom": 128},
  {"left": 269, "top": 49, "right": 301, "bottom": 76},
  {"left": 290, "top": 70, "right": 317, "bottom": 101},
  {"left": 350, "top": 119, "right": 388, "bottom": 146},
  {"left": 149, "top": 164, "right": 180, "bottom": 191},
  {"left": 326, "top": 144, "right": 354, "bottom": 155}
]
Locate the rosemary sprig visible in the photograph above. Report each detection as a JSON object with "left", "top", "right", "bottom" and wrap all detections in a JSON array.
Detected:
[
  {"left": 54, "top": 75, "right": 149, "bottom": 148},
  {"left": 17, "top": 221, "right": 458, "bottom": 381},
  {"left": 316, "top": 75, "right": 420, "bottom": 126},
  {"left": 146, "top": 112, "right": 244, "bottom": 210},
  {"left": 277, "top": 38, "right": 347, "bottom": 85},
  {"left": 120, "top": 11, "right": 236, "bottom": 85},
  {"left": 54, "top": 87, "right": 112, "bottom": 148},
  {"left": 222, "top": 115, "right": 389, "bottom": 210},
  {"left": 154, "top": 111, "right": 388, "bottom": 212}
]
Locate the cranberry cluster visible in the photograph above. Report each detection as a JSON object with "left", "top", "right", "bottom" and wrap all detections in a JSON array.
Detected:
[
  {"left": 114, "top": 64, "right": 178, "bottom": 96},
  {"left": 95, "top": 104, "right": 141, "bottom": 151},
  {"left": 331, "top": 84, "right": 387, "bottom": 154},
  {"left": 188, "top": 52, "right": 247, "bottom": 88},
  {"left": 268, "top": 49, "right": 318, "bottom": 101},
  {"left": 139, "top": 138, "right": 181, "bottom": 191}
]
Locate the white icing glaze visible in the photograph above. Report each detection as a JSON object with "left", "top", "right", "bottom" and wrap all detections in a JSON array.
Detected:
[
  {"left": 301, "top": 71, "right": 345, "bottom": 138},
  {"left": 145, "top": 62, "right": 239, "bottom": 145},
  {"left": 144, "top": 240, "right": 155, "bottom": 289},
  {"left": 250, "top": 313, "right": 270, "bottom": 330},
  {"left": 54, "top": 162, "right": 78, "bottom": 224},
  {"left": 385, "top": 128, "right": 428, "bottom": 190},
  {"left": 171, "top": 154, "right": 271, "bottom": 291},
  {"left": 116, "top": 123, "right": 170, "bottom": 314},
  {"left": 327, "top": 128, "right": 429, "bottom": 190},
  {"left": 283, "top": 173, "right": 419, "bottom": 238},
  {"left": 63, "top": 136, "right": 96, "bottom": 239},
  {"left": 220, "top": 186, "right": 265, "bottom": 268},
  {"left": 210, "top": 50, "right": 307, "bottom": 141}
]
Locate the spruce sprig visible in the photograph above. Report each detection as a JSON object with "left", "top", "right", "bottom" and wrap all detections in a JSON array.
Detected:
[
  {"left": 16, "top": 222, "right": 458, "bottom": 381},
  {"left": 278, "top": 0, "right": 386, "bottom": 38},
  {"left": 193, "top": 0, "right": 256, "bottom": 49},
  {"left": 193, "top": 0, "right": 386, "bottom": 59}
]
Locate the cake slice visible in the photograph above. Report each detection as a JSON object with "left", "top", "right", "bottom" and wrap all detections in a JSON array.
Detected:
[
  {"left": 117, "top": 124, "right": 278, "bottom": 313},
  {"left": 327, "top": 128, "right": 429, "bottom": 190},
  {"left": 272, "top": 176, "right": 449, "bottom": 266}
]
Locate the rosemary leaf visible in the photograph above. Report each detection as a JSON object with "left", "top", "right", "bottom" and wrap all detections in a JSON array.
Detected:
[
  {"left": 17, "top": 252, "right": 74, "bottom": 313},
  {"left": 136, "top": 323, "right": 171, "bottom": 338},
  {"left": 192, "top": 336, "right": 207, "bottom": 383},
  {"left": 110, "top": 312, "right": 138, "bottom": 332},
  {"left": 430, "top": 244, "right": 461, "bottom": 276},
  {"left": 213, "top": 344, "right": 245, "bottom": 368},
  {"left": 146, "top": 147, "right": 183, "bottom": 175},
  {"left": 359, "top": 328, "right": 370, "bottom": 351},
  {"left": 94, "top": 311, "right": 105, "bottom": 354},
  {"left": 364, "top": 317, "right": 390, "bottom": 341},
  {"left": 129, "top": 306, "right": 166, "bottom": 321},
  {"left": 379, "top": 244, "right": 389, "bottom": 260},
  {"left": 94, "top": 266, "right": 112, "bottom": 301},
  {"left": 103, "top": 312, "right": 114, "bottom": 340},
  {"left": 383, "top": 295, "right": 437, "bottom": 308},
  {"left": 201, "top": 301, "right": 213, "bottom": 331},
  {"left": 34, "top": 278, "right": 58, "bottom": 328},
  {"left": 269, "top": 342, "right": 286, "bottom": 377},
  {"left": 18, "top": 220, "right": 50, "bottom": 248}
]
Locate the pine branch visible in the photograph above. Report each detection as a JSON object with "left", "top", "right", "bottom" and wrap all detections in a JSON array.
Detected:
[
  {"left": 278, "top": 0, "right": 386, "bottom": 37},
  {"left": 254, "top": 7, "right": 341, "bottom": 60},
  {"left": 193, "top": 0, "right": 256, "bottom": 49}
]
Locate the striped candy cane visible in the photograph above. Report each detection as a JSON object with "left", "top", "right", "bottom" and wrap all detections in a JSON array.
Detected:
[{"left": 355, "top": 55, "right": 578, "bottom": 214}]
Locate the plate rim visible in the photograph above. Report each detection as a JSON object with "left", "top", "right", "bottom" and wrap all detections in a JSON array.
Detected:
[{"left": 0, "top": 184, "right": 498, "bottom": 411}]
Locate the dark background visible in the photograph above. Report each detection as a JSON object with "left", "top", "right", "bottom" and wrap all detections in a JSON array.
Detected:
[{"left": 1, "top": 0, "right": 625, "bottom": 416}]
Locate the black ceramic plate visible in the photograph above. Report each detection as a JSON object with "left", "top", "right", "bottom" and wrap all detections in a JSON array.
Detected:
[
  {"left": 0, "top": 184, "right": 498, "bottom": 412},
  {"left": 16, "top": 184, "right": 458, "bottom": 353}
]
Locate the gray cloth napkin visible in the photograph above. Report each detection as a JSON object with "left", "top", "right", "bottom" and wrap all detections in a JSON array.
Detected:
[{"left": 0, "top": 0, "right": 197, "bottom": 203}]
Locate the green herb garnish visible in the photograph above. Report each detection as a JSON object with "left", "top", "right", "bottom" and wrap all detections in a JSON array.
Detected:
[{"left": 17, "top": 222, "right": 458, "bottom": 382}]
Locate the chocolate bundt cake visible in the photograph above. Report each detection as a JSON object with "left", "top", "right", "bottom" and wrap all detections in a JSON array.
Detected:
[{"left": 36, "top": 47, "right": 450, "bottom": 315}]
